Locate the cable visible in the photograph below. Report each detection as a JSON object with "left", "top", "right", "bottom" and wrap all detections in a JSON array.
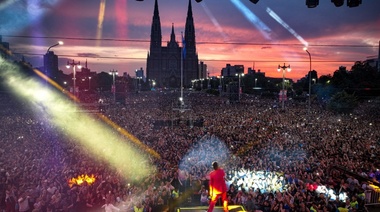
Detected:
[
  {"left": 13, "top": 52, "right": 357, "bottom": 63},
  {"left": 3, "top": 35, "right": 377, "bottom": 48}
]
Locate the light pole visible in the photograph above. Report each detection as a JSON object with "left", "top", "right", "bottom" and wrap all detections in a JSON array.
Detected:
[
  {"left": 304, "top": 47, "right": 312, "bottom": 113},
  {"left": 46, "top": 41, "right": 64, "bottom": 54},
  {"left": 235, "top": 72, "right": 244, "bottom": 102},
  {"left": 219, "top": 76, "right": 223, "bottom": 96},
  {"left": 136, "top": 76, "right": 142, "bottom": 92},
  {"left": 277, "top": 63, "right": 291, "bottom": 111},
  {"left": 255, "top": 78, "right": 257, "bottom": 87},
  {"left": 88, "top": 76, "right": 92, "bottom": 91},
  {"left": 45, "top": 41, "right": 63, "bottom": 83},
  {"left": 66, "top": 60, "right": 81, "bottom": 97},
  {"left": 109, "top": 69, "right": 118, "bottom": 102}
]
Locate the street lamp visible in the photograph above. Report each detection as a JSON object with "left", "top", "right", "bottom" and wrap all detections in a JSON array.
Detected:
[
  {"left": 46, "top": 41, "right": 64, "bottom": 54},
  {"left": 88, "top": 76, "right": 92, "bottom": 91},
  {"left": 277, "top": 63, "right": 291, "bottom": 111},
  {"left": 45, "top": 41, "right": 63, "bottom": 83},
  {"left": 219, "top": 76, "right": 224, "bottom": 96},
  {"left": 109, "top": 69, "right": 118, "bottom": 102},
  {"left": 255, "top": 78, "right": 258, "bottom": 87},
  {"left": 66, "top": 60, "right": 81, "bottom": 97},
  {"left": 136, "top": 76, "right": 142, "bottom": 92},
  {"left": 303, "top": 47, "right": 312, "bottom": 114},
  {"left": 235, "top": 72, "right": 244, "bottom": 102}
]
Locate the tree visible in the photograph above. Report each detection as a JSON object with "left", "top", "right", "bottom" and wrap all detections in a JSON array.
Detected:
[{"left": 327, "top": 91, "right": 358, "bottom": 114}]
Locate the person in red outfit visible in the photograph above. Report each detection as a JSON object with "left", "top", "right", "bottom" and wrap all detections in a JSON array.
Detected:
[{"left": 207, "top": 161, "right": 228, "bottom": 212}]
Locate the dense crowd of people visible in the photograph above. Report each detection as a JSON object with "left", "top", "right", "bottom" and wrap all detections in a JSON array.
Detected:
[{"left": 0, "top": 90, "right": 379, "bottom": 212}]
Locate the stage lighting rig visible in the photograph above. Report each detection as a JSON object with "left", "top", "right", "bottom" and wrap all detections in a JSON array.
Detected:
[
  {"left": 331, "top": 0, "right": 344, "bottom": 7},
  {"left": 306, "top": 0, "right": 319, "bottom": 8},
  {"left": 250, "top": 0, "right": 259, "bottom": 4},
  {"left": 347, "top": 0, "right": 362, "bottom": 7},
  {"left": 195, "top": 0, "right": 202, "bottom": 2}
]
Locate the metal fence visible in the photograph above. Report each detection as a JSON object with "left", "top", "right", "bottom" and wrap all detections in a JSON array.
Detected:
[{"left": 365, "top": 189, "right": 380, "bottom": 206}]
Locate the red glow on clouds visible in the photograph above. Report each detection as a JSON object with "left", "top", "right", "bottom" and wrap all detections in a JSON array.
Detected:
[
  {"left": 115, "top": 0, "right": 128, "bottom": 39},
  {"left": 2, "top": 0, "right": 377, "bottom": 81}
]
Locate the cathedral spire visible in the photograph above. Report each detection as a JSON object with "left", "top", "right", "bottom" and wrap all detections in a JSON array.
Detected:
[
  {"left": 170, "top": 23, "right": 175, "bottom": 42},
  {"left": 153, "top": 0, "right": 159, "bottom": 18},
  {"left": 185, "top": 0, "right": 196, "bottom": 54},
  {"left": 187, "top": 0, "right": 193, "bottom": 19},
  {"left": 150, "top": 0, "right": 162, "bottom": 51}
]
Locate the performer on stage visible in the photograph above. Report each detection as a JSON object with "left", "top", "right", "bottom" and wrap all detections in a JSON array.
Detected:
[{"left": 207, "top": 161, "right": 228, "bottom": 212}]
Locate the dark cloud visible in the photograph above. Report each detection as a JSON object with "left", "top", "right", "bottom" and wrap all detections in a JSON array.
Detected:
[{"left": 77, "top": 53, "right": 100, "bottom": 58}]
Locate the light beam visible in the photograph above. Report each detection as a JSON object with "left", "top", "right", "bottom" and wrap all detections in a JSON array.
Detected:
[{"left": 266, "top": 7, "right": 309, "bottom": 47}]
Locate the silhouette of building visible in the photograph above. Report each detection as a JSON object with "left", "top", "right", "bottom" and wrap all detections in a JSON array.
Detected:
[
  {"left": 44, "top": 51, "right": 59, "bottom": 81},
  {"left": 221, "top": 64, "right": 244, "bottom": 77},
  {"left": 146, "top": 0, "right": 199, "bottom": 88},
  {"left": 76, "top": 60, "right": 97, "bottom": 91},
  {"left": 199, "top": 61, "right": 207, "bottom": 79}
]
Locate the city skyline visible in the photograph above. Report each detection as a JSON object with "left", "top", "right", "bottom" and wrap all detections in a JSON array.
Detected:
[{"left": 0, "top": 0, "right": 379, "bottom": 80}]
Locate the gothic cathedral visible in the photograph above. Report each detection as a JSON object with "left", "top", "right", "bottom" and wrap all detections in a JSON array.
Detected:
[{"left": 146, "top": 0, "right": 199, "bottom": 88}]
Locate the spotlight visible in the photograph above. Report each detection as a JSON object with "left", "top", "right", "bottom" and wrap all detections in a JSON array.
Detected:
[
  {"left": 331, "top": 0, "right": 344, "bottom": 7},
  {"left": 306, "top": 0, "right": 319, "bottom": 8},
  {"left": 250, "top": 0, "right": 259, "bottom": 4},
  {"left": 347, "top": 0, "right": 362, "bottom": 7},
  {"left": 195, "top": 0, "right": 202, "bottom": 2}
]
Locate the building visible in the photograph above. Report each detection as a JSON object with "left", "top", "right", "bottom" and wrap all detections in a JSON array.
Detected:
[
  {"left": 221, "top": 64, "right": 244, "bottom": 77},
  {"left": 44, "top": 51, "right": 59, "bottom": 81},
  {"left": 146, "top": 0, "right": 199, "bottom": 88},
  {"left": 198, "top": 61, "right": 207, "bottom": 79}
]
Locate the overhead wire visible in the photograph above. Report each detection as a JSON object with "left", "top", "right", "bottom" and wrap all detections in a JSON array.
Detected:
[{"left": 3, "top": 35, "right": 377, "bottom": 48}]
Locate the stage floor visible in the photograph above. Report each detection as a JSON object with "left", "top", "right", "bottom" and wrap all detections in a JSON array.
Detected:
[{"left": 175, "top": 205, "right": 246, "bottom": 212}]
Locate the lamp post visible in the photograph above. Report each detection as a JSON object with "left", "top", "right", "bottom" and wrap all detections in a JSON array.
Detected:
[
  {"left": 46, "top": 41, "right": 64, "bottom": 54},
  {"left": 88, "top": 76, "right": 92, "bottom": 91},
  {"left": 235, "top": 72, "right": 244, "bottom": 102},
  {"left": 219, "top": 76, "right": 224, "bottom": 96},
  {"left": 255, "top": 78, "right": 258, "bottom": 87},
  {"left": 45, "top": 41, "right": 63, "bottom": 83},
  {"left": 304, "top": 47, "right": 312, "bottom": 114},
  {"left": 66, "top": 60, "right": 81, "bottom": 97},
  {"left": 277, "top": 63, "right": 291, "bottom": 111},
  {"left": 109, "top": 69, "right": 118, "bottom": 102},
  {"left": 136, "top": 76, "right": 142, "bottom": 92}
]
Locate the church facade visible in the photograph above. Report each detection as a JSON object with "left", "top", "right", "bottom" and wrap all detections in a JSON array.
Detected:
[{"left": 146, "top": 0, "right": 199, "bottom": 88}]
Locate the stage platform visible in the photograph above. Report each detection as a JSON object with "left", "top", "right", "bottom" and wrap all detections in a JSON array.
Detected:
[{"left": 175, "top": 205, "right": 246, "bottom": 212}]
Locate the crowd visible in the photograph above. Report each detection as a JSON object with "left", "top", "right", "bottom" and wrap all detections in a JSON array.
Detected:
[{"left": 0, "top": 90, "right": 379, "bottom": 212}]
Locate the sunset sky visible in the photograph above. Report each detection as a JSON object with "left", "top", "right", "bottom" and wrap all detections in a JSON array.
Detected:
[{"left": 1, "top": 0, "right": 379, "bottom": 80}]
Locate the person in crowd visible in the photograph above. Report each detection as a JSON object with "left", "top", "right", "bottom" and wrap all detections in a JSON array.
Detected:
[
  {"left": 199, "top": 185, "right": 209, "bottom": 206},
  {"left": 101, "top": 197, "right": 120, "bottom": 212},
  {"left": 0, "top": 92, "right": 379, "bottom": 212}
]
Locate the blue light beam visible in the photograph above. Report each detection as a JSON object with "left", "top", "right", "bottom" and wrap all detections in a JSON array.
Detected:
[
  {"left": 230, "top": 0, "right": 272, "bottom": 40},
  {"left": 266, "top": 7, "right": 309, "bottom": 47}
]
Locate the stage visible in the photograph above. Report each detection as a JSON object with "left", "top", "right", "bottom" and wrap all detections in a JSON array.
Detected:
[{"left": 175, "top": 205, "right": 246, "bottom": 212}]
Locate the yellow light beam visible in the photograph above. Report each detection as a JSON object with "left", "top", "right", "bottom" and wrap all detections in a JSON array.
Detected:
[
  {"left": 0, "top": 57, "right": 160, "bottom": 182},
  {"left": 96, "top": 0, "right": 107, "bottom": 46}
]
